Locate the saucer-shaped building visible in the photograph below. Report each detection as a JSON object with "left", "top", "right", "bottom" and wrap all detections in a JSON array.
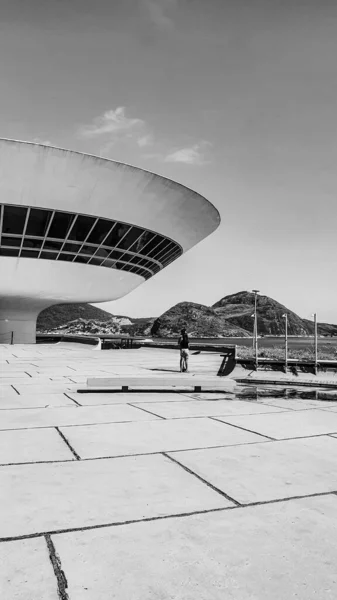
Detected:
[{"left": 0, "top": 139, "right": 220, "bottom": 343}]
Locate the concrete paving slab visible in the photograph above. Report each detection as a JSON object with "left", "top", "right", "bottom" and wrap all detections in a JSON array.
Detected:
[
  {"left": 0, "top": 385, "right": 19, "bottom": 398},
  {"left": 59, "top": 417, "right": 266, "bottom": 459},
  {"left": 0, "top": 393, "right": 76, "bottom": 409},
  {"left": 132, "top": 399, "right": 284, "bottom": 419},
  {"left": 259, "top": 398, "right": 337, "bottom": 410},
  {"left": 0, "top": 428, "right": 75, "bottom": 464},
  {"left": 171, "top": 435, "right": 337, "bottom": 504},
  {"left": 52, "top": 495, "right": 337, "bottom": 600},
  {"left": 259, "top": 398, "right": 332, "bottom": 410},
  {"left": 0, "top": 403, "right": 159, "bottom": 431},
  {"left": 0, "top": 454, "right": 231, "bottom": 538},
  {"left": 13, "top": 384, "right": 77, "bottom": 395},
  {"left": 68, "top": 391, "right": 193, "bottom": 406},
  {"left": 218, "top": 408, "right": 337, "bottom": 439},
  {"left": 185, "top": 392, "right": 235, "bottom": 400},
  {"left": 257, "top": 399, "right": 315, "bottom": 410},
  {"left": 0, "top": 537, "right": 59, "bottom": 599}
]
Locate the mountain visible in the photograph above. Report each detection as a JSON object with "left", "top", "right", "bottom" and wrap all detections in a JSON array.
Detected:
[
  {"left": 150, "top": 292, "right": 337, "bottom": 338},
  {"left": 150, "top": 301, "right": 251, "bottom": 338},
  {"left": 37, "top": 303, "right": 154, "bottom": 336},
  {"left": 37, "top": 294, "right": 337, "bottom": 338},
  {"left": 303, "top": 319, "right": 337, "bottom": 337},
  {"left": 212, "top": 291, "right": 308, "bottom": 335},
  {"left": 37, "top": 304, "right": 117, "bottom": 331}
]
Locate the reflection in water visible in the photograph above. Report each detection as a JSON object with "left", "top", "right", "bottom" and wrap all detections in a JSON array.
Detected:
[{"left": 234, "top": 385, "right": 337, "bottom": 402}]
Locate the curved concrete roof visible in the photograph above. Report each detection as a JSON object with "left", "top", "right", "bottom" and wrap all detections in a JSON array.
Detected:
[{"left": 0, "top": 138, "right": 220, "bottom": 252}]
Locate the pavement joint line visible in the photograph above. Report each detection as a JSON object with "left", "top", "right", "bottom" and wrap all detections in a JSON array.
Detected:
[
  {"left": 0, "top": 416, "right": 162, "bottom": 433},
  {"left": 127, "top": 403, "right": 166, "bottom": 420},
  {"left": 209, "top": 417, "right": 277, "bottom": 441},
  {"left": 3, "top": 490, "right": 337, "bottom": 544},
  {"left": 0, "top": 438, "right": 274, "bottom": 468},
  {"left": 0, "top": 458, "right": 76, "bottom": 467},
  {"left": 0, "top": 506, "right": 236, "bottom": 543},
  {"left": 45, "top": 534, "right": 70, "bottom": 600},
  {"left": 244, "top": 489, "right": 337, "bottom": 508},
  {"left": 162, "top": 451, "right": 242, "bottom": 506},
  {"left": 55, "top": 427, "right": 81, "bottom": 460},
  {"left": 64, "top": 392, "right": 82, "bottom": 406}
]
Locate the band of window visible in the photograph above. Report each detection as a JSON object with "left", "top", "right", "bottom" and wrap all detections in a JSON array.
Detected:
[{"left": 0, "top": 204, "right": 182, "bottom": 280}]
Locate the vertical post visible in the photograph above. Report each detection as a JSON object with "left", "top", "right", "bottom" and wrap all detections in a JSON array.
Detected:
[
  {"left": 252, "top": 290, "right": 259, "bottom": 370},
  {"left": 284, "top": 314, "right": 288, "bottom": 373},
  {"left": 314, "top": 312, "right": 318, "bottom": 375},
  {"left": 11, "top": 331, "right": 14, "bottom": 345}
]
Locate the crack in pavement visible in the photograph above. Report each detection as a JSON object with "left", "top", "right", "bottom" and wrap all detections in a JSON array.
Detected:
[{"left": 45, "top": 534, "right": 69, "bottom": 600}]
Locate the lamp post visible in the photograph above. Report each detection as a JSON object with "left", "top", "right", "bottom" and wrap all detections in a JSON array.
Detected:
[
  {"left": 311, "top": 313, "right": 318, "bottom": 375},
  {"left": 282, "top": 313, "right": 288, "bottom": 373},
  {"left": 252, "top": 290, "right": 260, "bottom": 369}
]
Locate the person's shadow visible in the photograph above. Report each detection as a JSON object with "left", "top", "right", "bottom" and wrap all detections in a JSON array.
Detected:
[{"left": 149, "top": 368, "right": 180, "bottom": 373}]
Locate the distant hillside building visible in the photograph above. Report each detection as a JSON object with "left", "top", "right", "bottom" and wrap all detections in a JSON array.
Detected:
[{"left": 0, "top": 139, "right": 220, "bottom": 343}]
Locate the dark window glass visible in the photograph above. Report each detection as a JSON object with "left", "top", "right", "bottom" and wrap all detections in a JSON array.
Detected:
[
  {"left": 102, "top": 257, "right": 117, "bottom": 268},
  {"left": 107, "top": 249, "right": 123, "bottom": 260},
  {"left": 0, "top": 247, "right": 19, "bottom": 256},
  {"left": 58, "top": 253, "right": 75, "bottom": 262},
  {"left": 23, "top": 238, "right": 43, "bottom": 249},
  {"left": 114, "top": 260, "right": 125, "bottom": 270},
  {"left": 138, "top": 234, "right": 163, "bottom": 256},
  {"left": 132, "top": 266, "right": 145, "bottom": 277},
  {"left": 68, "top": 215, "right": 96, "bottom": 242},
  {"left": 40, "top": 251, "right": 57, "bottom": 260},
  {"left": 74, "top": 255, "right": 90, "bottom": 264},
  {"left": 1, "top": 236, "right": 21, "bottom": 247},
  {"left": 48, "top": 212, "right": 74, "bottom": 239},
  {"left": 137, "top": 257, "right": 152, "bottom": 267},
  {"left": 116, "top": 226, "right": 143, "bottom": 251},
  {"left": 104, "top": 223, "right": 130, "bottom": 247},
  {"left": 26, "top": 208, "right": 52, "bottom": 236},
  {"left": 91, "top": 247, "right": 110, "bottom": 259},
  {"left": 62, "top": 242, "right": 81, "bottom": 253},
  {"left": 43, "top": 240, "right": 63, "bottom": 251},
  {"left": 20, "top": 249, "right": 39, "bottom": 258},
  {"left": 2, "top": 206, "right": 27, "bottom": 234},
  {"left": 125, "top": 254, "right": 144, "bottom": 266},
  {"left": 89, "top": 256, "right": 105, "bottom": 266},
  {"left": 147, "top": 239, "right": 169, "bottom": 258},
  {"left": 129, "top": 231, "right": 154, "bottom": 253},
  {"left": 155, "top": 241, "right": 175, "bottom": 261},
  {"left": 86, "top": 219, "right": 115, "bottom": 244},
  {"left": 162, "top": 250, "right": 179, "bottom": 265},
  {"left": 80, "top": 245, "right": 96, "bottom": 256}
]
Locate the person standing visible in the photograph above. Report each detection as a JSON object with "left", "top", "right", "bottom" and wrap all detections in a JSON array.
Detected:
[{"left": 178, "top": 328, "right": 190, "bottom": 372}]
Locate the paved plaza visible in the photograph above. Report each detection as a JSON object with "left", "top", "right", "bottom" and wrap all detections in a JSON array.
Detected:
[{"left": 1, "top": 343, "right": 337, "bottom": 599}]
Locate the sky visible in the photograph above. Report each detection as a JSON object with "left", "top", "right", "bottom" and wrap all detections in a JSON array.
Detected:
[{"left": 1, "top": 0, "right": 337, "bottom": 323}]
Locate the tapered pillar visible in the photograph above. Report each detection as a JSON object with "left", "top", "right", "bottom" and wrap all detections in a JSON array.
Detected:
[{"left": 0, "top": 300, "right": 52, "bottom": 344}]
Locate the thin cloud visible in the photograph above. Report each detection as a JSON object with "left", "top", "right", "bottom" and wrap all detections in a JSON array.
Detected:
[
  {"left": 164, "top": 142, "right": 211, "bottom": 165},
  {"left": 142, "top": 0, "right": 176, "bottom": 29},
  {"left": 137, "top": 134, "right": 154, "bottom": 148},
  {"left": 79, "top": 107, "right": 145, "bottom": 140}
]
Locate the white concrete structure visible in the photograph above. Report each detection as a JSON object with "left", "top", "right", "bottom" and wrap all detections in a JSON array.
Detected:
[{"left": 0, "top": 139, "right": 220, "bottom": 343}]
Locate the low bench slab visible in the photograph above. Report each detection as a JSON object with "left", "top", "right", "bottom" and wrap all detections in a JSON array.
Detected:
[{"left": 79, "top": 377, "right": 235, "bottom": 393}]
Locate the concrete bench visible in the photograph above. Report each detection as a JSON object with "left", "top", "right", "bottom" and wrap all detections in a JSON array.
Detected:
[{"left": 79, "top": 376, "right": 235, "bottom": 393}]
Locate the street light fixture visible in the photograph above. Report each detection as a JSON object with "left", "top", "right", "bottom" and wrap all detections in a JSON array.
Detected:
[{"left": 252, "top": 290, "right": 260, "bottom": 369}]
